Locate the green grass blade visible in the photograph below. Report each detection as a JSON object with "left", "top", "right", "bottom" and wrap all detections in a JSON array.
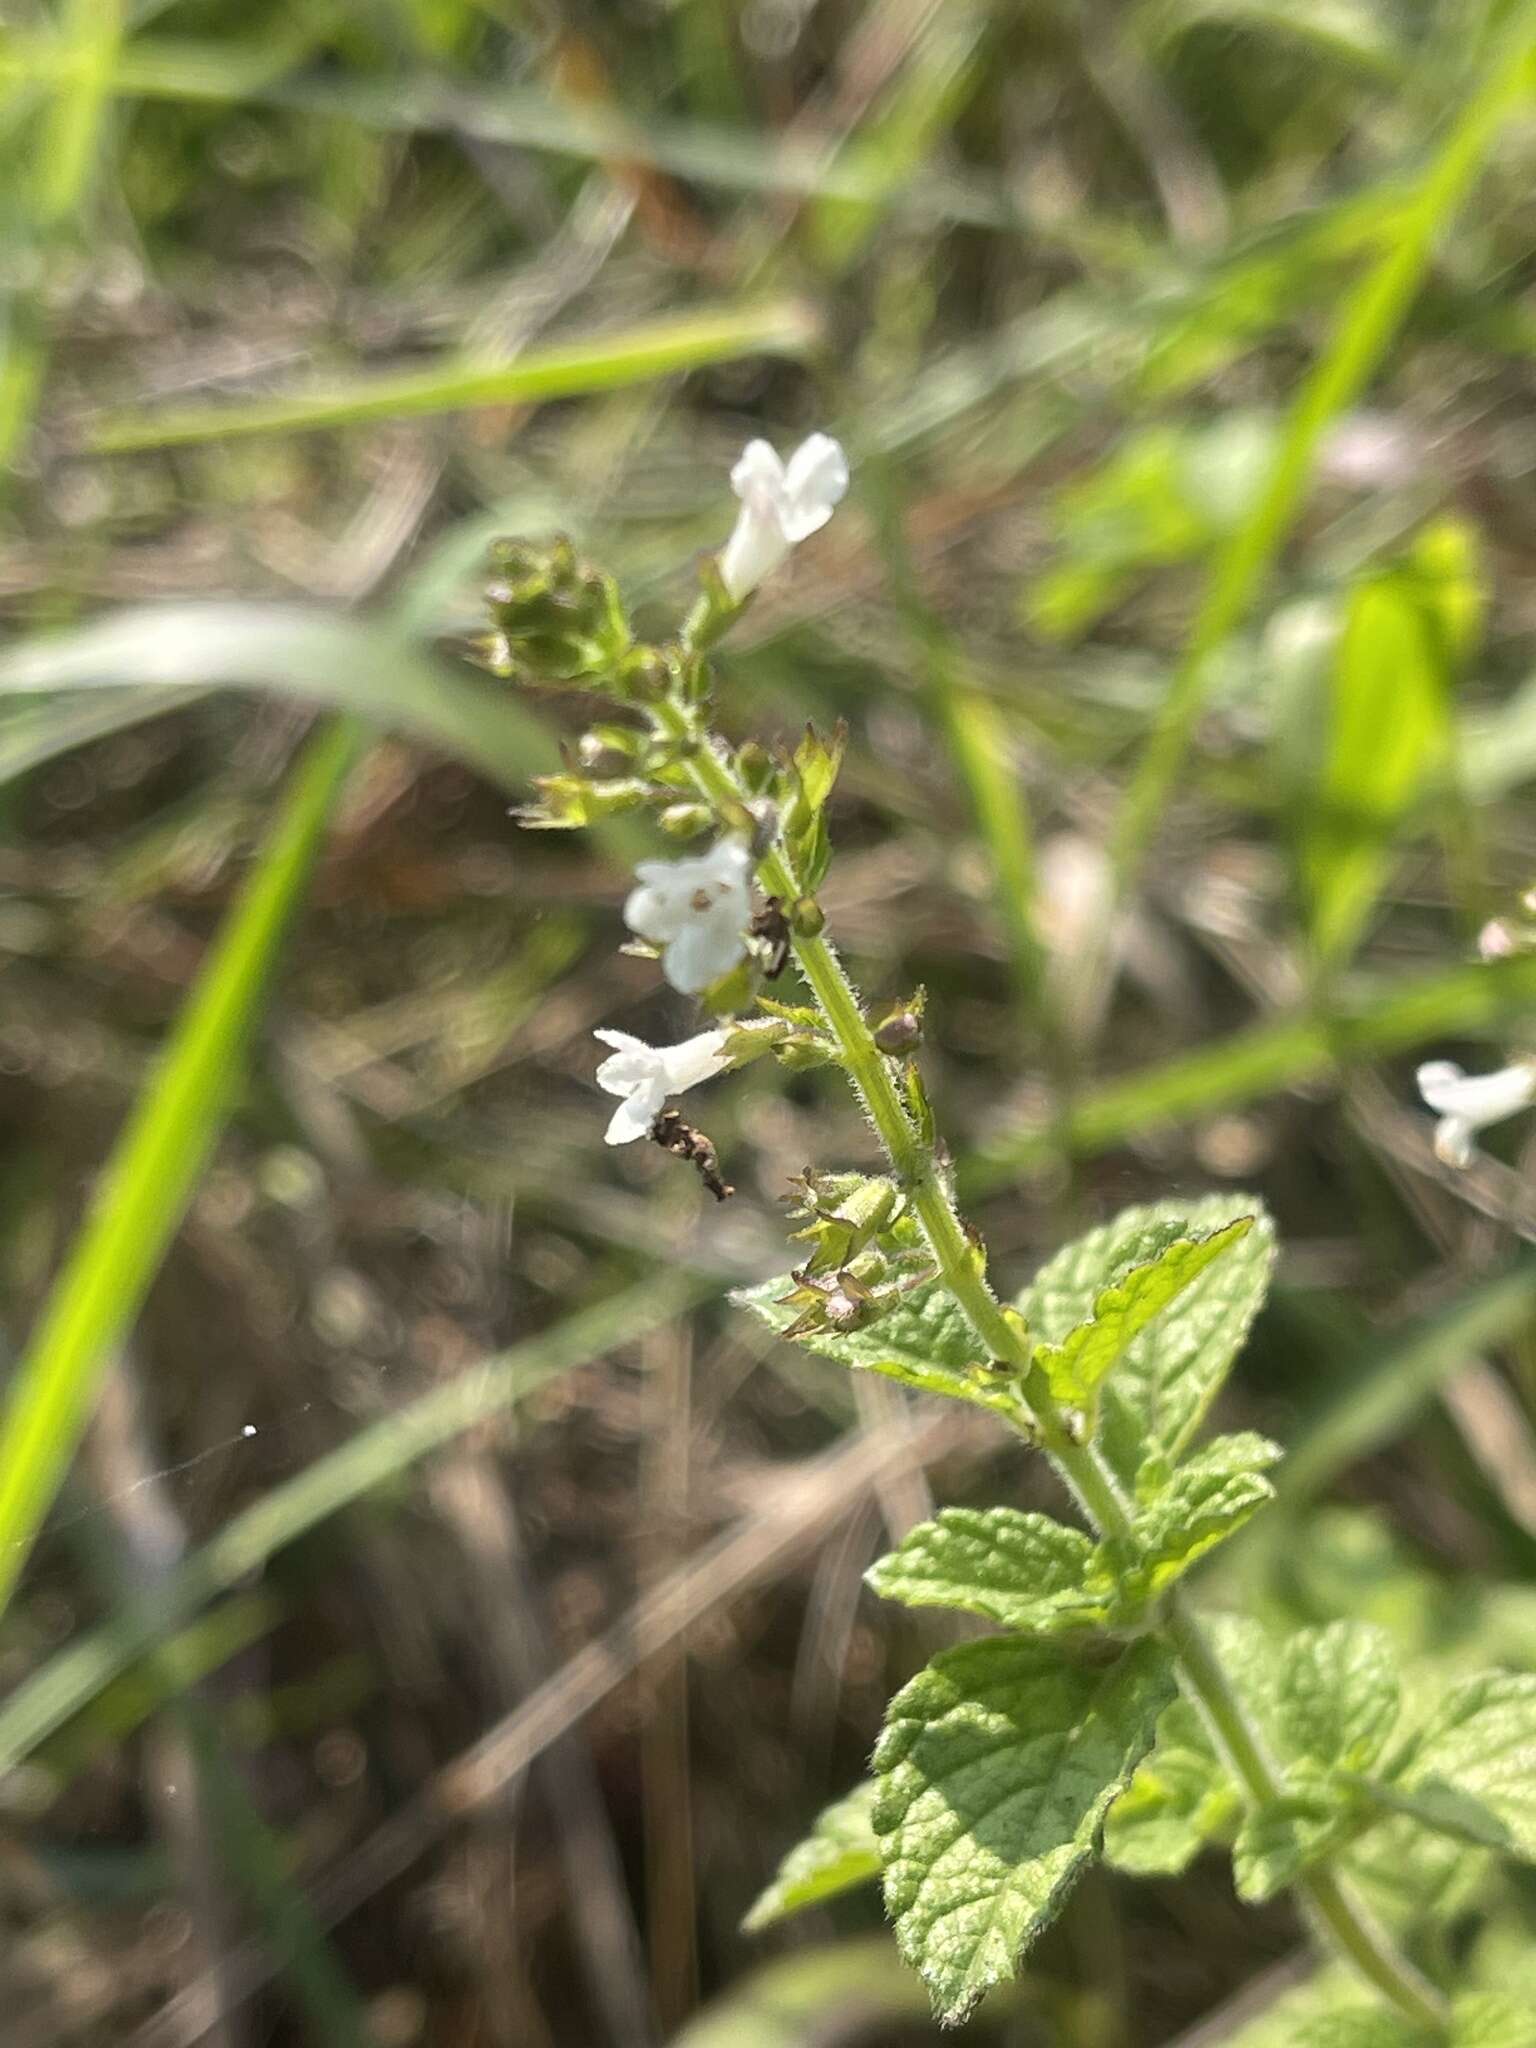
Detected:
[
  {"left": 965, "top": 949, "right": 1536, "bottom": 1191},
  {"left": 182, "top": 1703, "right": 372, "bottom": 2048},
  {"left": 0, "top": 42, "right": 1016, "bottom": 231},
  {"left": 84, "top": 301, "right": 818, "bottom": 451},
  {"left": 0, "top": 720, "right": 362, "bottom": 1618},
  {"left": 0, "top": 603, "right": 551, "bottom": 798},
  {"left": 0, "top": 0, "right": 123, "bottom": 469},
  {"left": 1109, "top": 8, "right": 1536, "bottom": 890},
  {"left": 0, "top": 1272, "right": 705, "bottom": 1772},
  {"left": 1280, "top": 1265, "right": 1536, "bottom": 1506},
  {"left": 32, "top": 0, "right": 122, "bottom": 228},
  {"left": 36, "top": 1592, "right": 279, "bottom": 1781}
]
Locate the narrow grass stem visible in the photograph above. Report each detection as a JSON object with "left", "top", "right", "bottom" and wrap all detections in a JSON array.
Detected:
[{"left": 654, "top": 685, "right": 1450, "bottom": 2035}]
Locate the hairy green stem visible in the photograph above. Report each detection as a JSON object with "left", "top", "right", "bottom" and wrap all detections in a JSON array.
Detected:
[{"left": 654, "top": 687, "right": 1450, "bottom": 2034}]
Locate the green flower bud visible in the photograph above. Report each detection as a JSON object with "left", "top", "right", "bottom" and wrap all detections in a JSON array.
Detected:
[
  {"left": 736, "top": 742, "right": 775, "bottom": 793},
  {"left": 480, "top": 535, "right": 631, "bottom": 686},
  {"left": 874, "top": 1008, "right": 921, "bottom": 1054},
  {"left": 658, "top": 802, "right": 714, "bottom": 839},
  {"left": 519, "top": 774, "right": 651, "bottom": 829}
]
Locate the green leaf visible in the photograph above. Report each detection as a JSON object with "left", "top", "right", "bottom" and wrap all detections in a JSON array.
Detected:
[
  {"left": 1232, "top": 1759, "right": 1356, "bottom": 1903},
  {"left": 1211, "top": 1970, "right": 1389, "bottom": 2048},
  {"left": 869, "top": 1441, "right": 1281, "bottom": 1642},
  {"left": 743, "top": 1782, "right": 881, "bottom": 1930},
  {"left": 1399, "top": 1670, "right": 1536, "bottom": 1863},
  {"left": 1014, "top": 1197, "right": 1275, "bottom": 1485},
  {"left": 734, "top": 1276, "right": 1018, "bottom": 1417},
  {"left": 1346, "top": 1775, "right": 1514, "bottom": 1854},
  {"left": 1101, "top": 1724, "right": 1240, "bottom": 1874},
  {"left": 1295, "top": 1998, "right": 1536, "bottom": 2048},
  {"left": 873, "top": 1636, "right": 1175, "bottom": 2023},
  {"left": 1277, "top": 1621, "right": 1401, "bottom": 1776},
  {"left": 1104, "top": 1618, "right": 1400, "bottom": 1890},
  {"left": 866, "top": 1509, "right": 1103, "bottom": 1633},
  {"left": 1344, "top": 1807, "right": 1493, "bottom": 1936},
  {"left": 1450, "top": 1995, "right": 1536, "bottom": 2048},
  {"left": 1294, "top": 2013, "right": 1426, "bottom": 2048},
  {"left": 1299, "top": 557, "right": 1456, "bottom": 967},
  {"left": 0, "top": 603, "right": 554, "bottom": 803},
  {"left": 1113, "top": 1433, "right": 1282, "bottom": 1607},
  {"left": 1031, "top": 1218, "right": 1255, "bottom": 1420},
  {"left": 1103, "top": 1615, "right": 1279, "bottom": 1875}
]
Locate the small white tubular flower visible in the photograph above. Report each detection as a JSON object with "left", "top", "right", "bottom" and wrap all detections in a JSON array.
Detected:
[
  {"left": 624, "top": 838, "right": 753, "bottom": 994},
  {"left": 593, "top": 1027, "right": 730, "bottom": 1145},
  {"left": 1416, "top": 1058, "right": 1536, "bottom": 1168},
  {"left": 718, "top": 433, "right": 850, "bottom": 600}
]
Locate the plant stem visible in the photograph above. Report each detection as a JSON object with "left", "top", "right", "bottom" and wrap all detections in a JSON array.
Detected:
[{"left": 654, "top": 690, "right": 1450, "bottom": 2035}]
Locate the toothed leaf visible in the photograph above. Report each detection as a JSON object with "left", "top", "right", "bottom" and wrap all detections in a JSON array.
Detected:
[
  {"left": 1111, "top": 1433, "right": 1283, "bottom": 1609},
  {"left": 866, "top": 1509, "right": 1104, "bottom": 1633},
  {"left": 873, "top": 1636, "right": 1175, "bottom": 2023},
  {"left": 735, "top": 1275, "right": 1020, "bottom": 1417},
  {"left": 1398, "top": 1670, "right": 1536, "bottom": 1865},
  {"left": 743, "top": 1780, "right": 880, "bottom": 1930},
  {"left": 1031, "top": 1219, "right": 1255, "bottom": 1421},
  {"left": 1013, "top": 1196, "right": 1275, "bottom": 1486}
]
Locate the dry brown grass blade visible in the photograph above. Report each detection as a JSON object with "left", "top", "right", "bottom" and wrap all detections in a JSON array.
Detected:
[{"left": 124, "top": 1404, "right": 971, "bottom": 2048}]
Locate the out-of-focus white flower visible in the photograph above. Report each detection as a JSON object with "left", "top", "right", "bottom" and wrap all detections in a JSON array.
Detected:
[
  {"left": 624, "top": 838, "right": 753, "bottom": 994},
  {"left": 593, "top": 1027, "right": 730, "bottom": 1145},
  {"left": 1478, "top": 919, "right": 1516, "bottom": 961},
  {"left": 718, "top": 434, "right": 849, "bottom": 600},
  {"left": 1416, "top": 1057, "right": 1536, "bottom": 1168}
]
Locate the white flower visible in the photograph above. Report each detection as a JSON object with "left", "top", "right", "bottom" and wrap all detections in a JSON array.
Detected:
[
  {"left": 1416, "top": 1057, "right": 1536, "bottom": 1168},
  {"left": 718, "top": 433, "right": 849, "bottom": 600},
  {"left": 624, "top": 838, "right": 753, "bottom": 994},
  {"left": 593, "top": 1027, "right": 730, "bottom": 1145}
]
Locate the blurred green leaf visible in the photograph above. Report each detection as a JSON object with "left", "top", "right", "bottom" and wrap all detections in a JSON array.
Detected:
[
  {"left": 1279, "top": 1265, "right": 1536, "bottom": 1508},
  {"left": 1299, "top": 556, "right": 1457, "bottom": 966},
  {"left": 1398, "top": 1671, "right": 1536, "bottom": 1865},
  {"left": 1026, "top": 415, "right": 1276, "bottom": 642},
  {"left": 742, "top": 1781, "right": 881, "bottom": 1930},
  {"left": 0, "top": 603, "right": 553, "bottom": 797},
  {"left": 0, "top": 684, "right": 212, "bottom": 788},
  {"left": 671, "top": 1937, "right": 940, "bottom": 2047}
]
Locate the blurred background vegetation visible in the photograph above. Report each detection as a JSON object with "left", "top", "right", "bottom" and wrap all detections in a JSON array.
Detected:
[{"left": 5, "top": 0, "right": 1536, "bottom": 2042}]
